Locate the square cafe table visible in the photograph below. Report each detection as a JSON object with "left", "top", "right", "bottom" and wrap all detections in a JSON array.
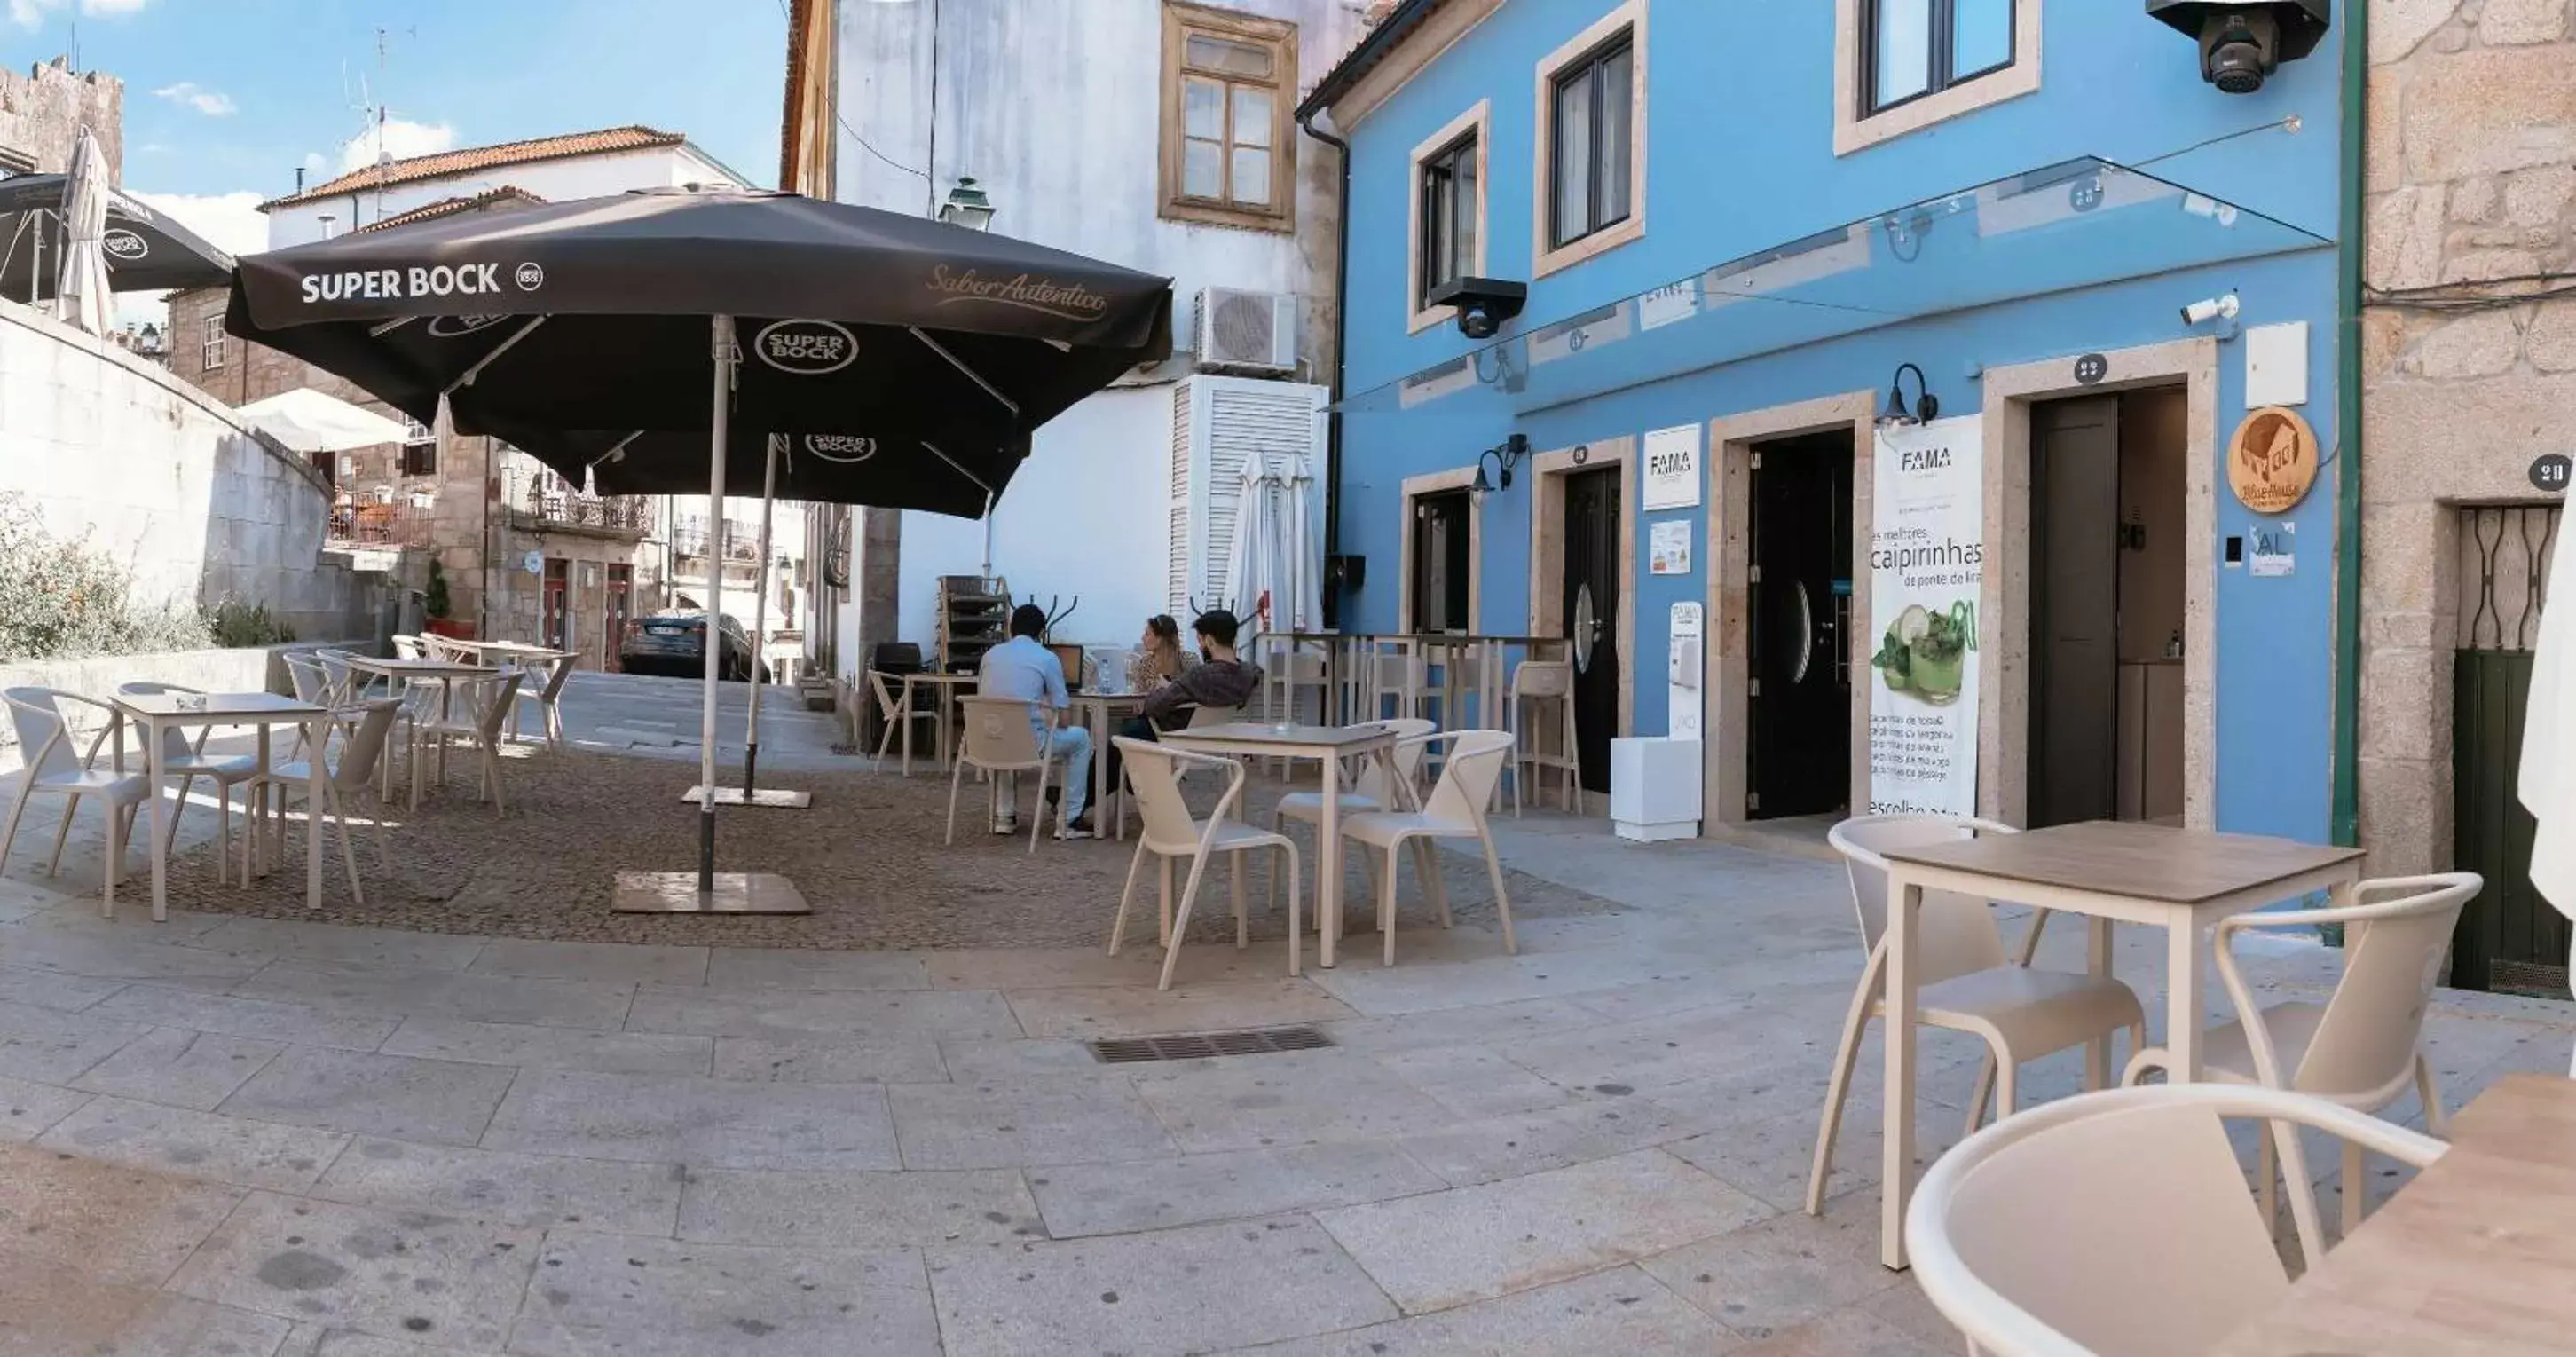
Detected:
[
  {"left": 1160, "top": 721, "right": 1398, "bottom": 969},
  {"left": 1067, "top": 690, "right": 1149, "bottom": 838},
  {"left": 1873, "top": 820, "right": 2364, "bottom": 1269},
  {"left": 2214, "top": 1073, "right": 2576, "bottom": 1356},
  {"left": 112, "top": 689, "right": 332, "bottom": 920}
]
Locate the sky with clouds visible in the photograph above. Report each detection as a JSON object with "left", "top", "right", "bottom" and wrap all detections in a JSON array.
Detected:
[{"left": 4, "top": 0, "right": 788, "bottom": 269}]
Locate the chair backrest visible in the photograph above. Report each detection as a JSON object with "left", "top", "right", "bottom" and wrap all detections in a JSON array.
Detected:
[
  {"left": 1186, "top": 703, "right": 1241, "bottom": 730},
  {"left": 114, "top": 682, "right": 205, "bottom": 762},
  {"left": 281, "top": 653, "right": 330, "bottom": 706},
  {"left": 2293, "top": 873, "right": 2481, "bottom": 1096},
  {"left": 1827, "top": 814, "right": 2020, "bottom": 989},
  {"left": 531, "top": 651, "right": 577, "bottom": 701},
  {"left": 1908, "top": 1083, "right": 2446, "bottom": 1357},
  {"left": 390, "top": 635, "right": 424, "bottom": 659},
  {"left": 1513, "top": 659, "right": 1573, "bottom": 699},
  {"left": 1352, "top": 718, "right": 1438, "bottom": 804},
  {"left": 328, "top": 699, "right": 405, "bottom": 790},
  {"left": 2, "top": 686, "right": 84, "bottom": 783},
  {"left": 1114, "top": 736, "right": 1243, "bottom": 855},
  {"left": 311, "top": 649, "right": 355, "bottom": 701},
  {"left": 957, "top": 696, "right": 1044, "bottom": 769},
  {"left": 1421, "top": 730, "right": 1513, "bottom": 826}
]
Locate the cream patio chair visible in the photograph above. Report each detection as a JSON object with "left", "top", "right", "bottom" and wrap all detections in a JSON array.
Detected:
[
  {"left": 1905, "top": 1082, "right": 2446, "bottom": 1357},
  {"left": 390, "top": 634, "right": 427, "bottom": 659},
  {"left": 1335, "top": 729, "right": 1516, "bottom": 966},
  {"left": 1109, "top": 737, "right": 1302, "bottom": 990},
  {"left": 0, "top": 688, "right": 148, "bottom": 915},
  {"left": 408, "top": 668, "right": 523, "bottom": 816},
  {"left": 281, "top": 652, "right": 368, "bottom": 762},
  {"left": 243, "top": 699, "right": 403, "bottom": 906},
  {"left": 1807, "top": 814, "right": 2148, "bottom": 1217},
  {"left": 1273, "top": 717, "right": 1436, "bottom": 834},
  {"left": 1103, "top": 702, "right": 1243, "bottom": 841},
  {"left": 948, "top": 696, "right": 1073, "bottom": 855},
  {"left": 1508, "top": 659, "right": 1579, "bottom": 815},
  {"left": 509, "top": 650, "right": 578, "bottom": 751},
  {"left": 114, "top": 682, "right": 266, "bottom": 879},
  {"left": 2123, "top": 872, "right": 2479, "bottom": 1250},
  {"left": 869, "top": 671, "right": 941, "bottom": 775}
]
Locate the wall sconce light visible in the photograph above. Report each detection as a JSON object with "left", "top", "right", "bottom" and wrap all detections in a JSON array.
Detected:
[
  {"left": 1471, "top": 432, "right": 1531, "bottom": 501},
  {"left": 1881, "top": 363, "right": 1938, "bottom": 426},
  {"left": 937, "top": 176, "right": 995, "bottom": 231}
]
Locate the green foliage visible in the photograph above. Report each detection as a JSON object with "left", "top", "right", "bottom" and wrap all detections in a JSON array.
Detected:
[
  {"left": 0, "top": 492, "right": 211, "bottom": 662},
  {"left": 424, "top": 558, "right": 452, "bottom": 619},
  {"left": 206, "top": 598, "right": 295, "bottom": 648}
]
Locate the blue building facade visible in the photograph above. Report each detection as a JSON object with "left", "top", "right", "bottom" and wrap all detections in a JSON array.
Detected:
[{"left": 1302, "top": 0, "right": 2348, "bottom": 841}]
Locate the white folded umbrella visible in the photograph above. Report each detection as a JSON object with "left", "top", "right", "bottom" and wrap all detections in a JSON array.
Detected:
[
  {"left": 235, "top": 388, "right": 413, "bottom": 453},
  {"left": 2515, "top": 524, "right": 2576, "bottom": 1072}
]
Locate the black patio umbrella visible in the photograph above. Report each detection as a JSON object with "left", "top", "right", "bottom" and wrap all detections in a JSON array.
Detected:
[
  {"left": 484, "top": 422, "right": 1024, "bottom": 522},
  {"left": 0, "top": 175, "right": 237, "bottom": 298},
  {"left": 225, "top": 186, "right": 1173, "bottom": 903}
]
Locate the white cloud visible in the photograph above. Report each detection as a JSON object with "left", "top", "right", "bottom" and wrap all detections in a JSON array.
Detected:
[
  {"left": 152, "top": 82, "right": 235, "bottom": 117},
  {"left": 8, "top": 0, "right": 150, "bottom": 28},
  {"left": 335, "top": 118, "right": 457, "bottom": 175},
  {"left": 127, "top": 188, "right": 268, "bottom": 257}
]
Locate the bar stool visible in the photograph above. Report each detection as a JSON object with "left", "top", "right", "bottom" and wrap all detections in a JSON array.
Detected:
[
  {"left": 1367, "top": 639, "right": 1428, "bottom": 724},
  {"left": 1509, "top": 659, "right": 1579, "bottom": 815}
]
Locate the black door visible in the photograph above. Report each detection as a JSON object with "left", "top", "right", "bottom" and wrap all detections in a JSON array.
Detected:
[
  {"left": 1748, "top": 432, "right": 1855, "bottom": 817},
  {"left": 2029, "top": 397, "right": 2122, "bottom": 828},
  {"left": 1411, "top": 491, "right": 1472, "bottom": 632},
  {"left": 1562, "top": 468, "right": 1622, "bottom": 793}
]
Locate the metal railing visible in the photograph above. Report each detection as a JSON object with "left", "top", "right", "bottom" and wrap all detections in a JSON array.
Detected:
[
  {"left": 328, "top": 499, "right": 437, "bottom": 548},
  {"left": 522, "top": 491, "right": 653, "bottom": 534}
]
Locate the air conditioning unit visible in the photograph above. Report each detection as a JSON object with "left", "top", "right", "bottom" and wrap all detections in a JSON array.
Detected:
[{"left": 1193, "top": 287, "right": 1298, "bottom": 375}]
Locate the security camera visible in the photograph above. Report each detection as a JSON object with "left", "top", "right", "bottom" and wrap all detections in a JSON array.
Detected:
[
  {"left": 2146, "top": 1, "right": 2331, "bottom": 95},
  {"left": 2180, "top": 293, "right": 2241, "bottom": 326},
  {"left": 1425, "top": 276, "right": 1529, "bottom": 341}
]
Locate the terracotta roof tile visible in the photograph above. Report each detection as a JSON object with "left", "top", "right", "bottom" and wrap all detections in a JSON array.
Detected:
[
  {"left": 261, "top": 125, "right": 684, "bottom": 211},
  {"left": 356, "top": 185, "right": 549, "bottom": 233}
]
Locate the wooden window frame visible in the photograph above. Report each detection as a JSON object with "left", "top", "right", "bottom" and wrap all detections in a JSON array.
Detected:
[
  {"left": 1406, "top": 100, "right": 1491, "bottom": 335},
  {"left": 1532, "top": 0, "right": 1647, "bottom": 280},
  {"left": 400, "top": 420, "right": 437, "bottom": 477},
  {"left": 1834, "top": 0, "right": 2039, "bottom": 156},
  {"left": 1159, "top": 1, "right": 1298, "bottom": 234}
]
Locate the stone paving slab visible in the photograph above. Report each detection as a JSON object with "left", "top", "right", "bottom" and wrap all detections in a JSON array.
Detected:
[
  {"left": 1314, "top": 1148, "right": 1775, "bottom": 1314},
  {"left": 41, "top": 1095, "right": 348, "bottom": 1194},
  {"left": 0, "top": 1069, "right": 91, "bottom": 1142},
  {"left": 233, "top": 966, "right": 632, "bottom": 1033},
  {"left": 91, "top": 986, "right": 404, "bottom": 1053},
  {"left": 0, "top": 994, "right": 149, "bottom": 1084},
  {"left": 1003, "top": 977, "right": 1357, "bottom": 1039},
  {"left": 701, "top": 947, "right": 931, "bottom": 991},
  {"left": 0, "top": 1139, "right": 244, "bottom": 1287},
  {"left": 1369, "top": 1041, "right": 1574, "bottom": 1118},
  {"left": 709, "top": 1035, "right": 949, "bottom": 1085},
  {"left": 1316, "top": 997, "right": 1603, "bottom": 1053},
  {"left": 678, "top": 1166, "right": 1040, "bottom": 1248},
  {"left": 1725, "top": 1305, "right": 1952, "bottom": 1355},
  {"left": 927, "top": 1214, "right": 1398, "bottom": 1357},
  {"left": 924, "top": 944, "right": 1282, "bottom": 992},
  {"left": 0, "top": 928, "right": 272, "bottom": 990},
  {"left": 1127, "top": 1050, "right": 1461, "bottom": 1154},
  {"left": 890, "top": 1074, "right": 1175, "bottom": 1170},
  {"left": 1225, "top": 1264, "right": 1739, "bottom": 1355},
  {"left": 192, "top": 919, "right": 488, "bottom": 974},
  {"left": 0, "top": 1251, "right": 294, "bottom": 1357},
  {"left": 218, "top": 1049, "right": 516, "bottom": 1148},
  {"left": 283, "top": 1326, "right": 486, "bottom": 1355},
  {"left": 462, "top": 937, "right": 709, "bottom": 987},
  {"left": 1637, "top": 1195, "right": 1900, "bottom": 1338},
  {"left": 1304, "top": 948, "right": 1724, "bottom": 1018},
  {"left": 71, "top": 1027, "right": 284, "bottom": 1111},
  {"left": 312, "top": 1137, "right": 683, "bottom": 1236},
  {"left": 166, "top": 1191, "right": 540, "bottom": 1352},
  {"left": 480, "top": 1069, "right": 900, "bottom": 1171},
  {"left": 933, "top": 1037, "right": 1104, "bottom": 1082},
  {"left": 510, "top": 1232, "right": 938, "bottom": 1357},
  {"left": 624, "top": 985, "right": 1022, "bottom": 1042},
  {"left": 1393, "top": 1094, "right": 1705, "bottom": 1187},
  {"left": 1028, "top": 1140, "right": 1446, "bottom": 1239},
  {"left": 0, "top": 959, "right": 126, "bottom": 1012},
  {"left": 379, "top": 1017, "right": 710, "bottom": 1078}
]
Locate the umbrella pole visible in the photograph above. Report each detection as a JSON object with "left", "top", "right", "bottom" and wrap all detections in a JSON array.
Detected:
[
  {"left": 742, "top": 434, "right": 780, "bottom": 793},
  {"left": 697, "top": 315, "right": 733, "bottom": 894}
]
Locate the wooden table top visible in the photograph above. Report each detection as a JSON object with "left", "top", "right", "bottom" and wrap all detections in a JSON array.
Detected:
[
  {"left": 896, "top": 671, "right": 978, "bottom": 686},
  {"left": 1164, "top": 722, "right": 1397, "bottom": 751},
  {"left": 113, "top": 690, "right": 325, "bottom": 721},
  {"left": 348, "top": 656, "right": 492, "bottom": 676},
  {"left": 1879, "top": 820, "right": 2362, "bottom": 905},
  {"left": 2214, "top": 1074, "right": 2576, "bottom": 1357}
]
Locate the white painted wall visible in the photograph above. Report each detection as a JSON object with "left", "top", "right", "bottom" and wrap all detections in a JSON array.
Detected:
[
  {"left": 0, "top": 297, "right": 363, "bottom": 636},
  {"left": 898, "top": 383, "right": 1176, "bottom": 653},
  {"left": 264, "top": 144, "right": 750, "bottom": 247}
]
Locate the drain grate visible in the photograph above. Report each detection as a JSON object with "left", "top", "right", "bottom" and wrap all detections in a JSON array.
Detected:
[{"left": 1089, "top": 1025, "right": 1335, "bottom": 1064}]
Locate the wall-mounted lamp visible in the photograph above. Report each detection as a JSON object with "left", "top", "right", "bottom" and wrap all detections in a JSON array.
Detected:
[
  {"left": 938, "top": 176, "right": 995, "bottom": 231},
  {"left": 1470, "top": 433, "right": 1531, "bottom": 502},
  {"left": 1881, "top": 363, "right": 1939, "bottom": 426}
]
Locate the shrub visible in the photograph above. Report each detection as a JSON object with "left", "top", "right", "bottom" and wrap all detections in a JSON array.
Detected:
[
  {"left": 424, "top": 558, "right": 452, "bottom": 619},
  {"left": 206, "top": 598, "right": 295, "bottom": 648},
  {"left": 0, "top": 493, "right": 211, "bottom": 662}
]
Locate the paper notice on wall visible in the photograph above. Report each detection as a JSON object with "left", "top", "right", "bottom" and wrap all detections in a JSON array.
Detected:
[
  {"left": 1669, "top": 602, "right": 1704, "bottom": 740},
  {"left": 1642, "top": 424, "right": 1701, "bottom": 511},
  {"left": 1649, "top": 519, "right": 1691, "bottom": 575},
  {"left": 1866, "top": 416, "right": 1984, "bottom": 817},
  {"left": 1638, "top": 280, "right": 1700, "bottom": 332}
]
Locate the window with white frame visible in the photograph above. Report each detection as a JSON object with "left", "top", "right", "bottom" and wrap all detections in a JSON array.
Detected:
[
  {"left": 1532, "top": 3, "right": 1646, "bottom": 278},
  {"left": 200, "top": 313, "right": 226, "bottom": 371},
  {"left": 1160, "top": 2, "right": 1296, "bottom": 233},
  {"left": 401, "top": 419, "right": 437, "bottom": 477},
  {"left": 1835, "top": 0, "right": 2036, "bottom": 154},
  {"left": 1408, "top": 101, "right": 1490, "bottom": 329}
]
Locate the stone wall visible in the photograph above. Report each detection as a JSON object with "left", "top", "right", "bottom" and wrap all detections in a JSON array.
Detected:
[
  {"left": 0, "top": 59, "right": 120, "bottom": 178},
  {"left": 0, "top": 297, "right": 375, "bottom": 643},
  {"left": 2359, "top": 0, "right": 2576, "bottom": 876}
]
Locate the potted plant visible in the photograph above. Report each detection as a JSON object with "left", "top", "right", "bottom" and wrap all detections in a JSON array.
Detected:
[{"left": 421, "top": 558, "right": 476, "bottom": 639}]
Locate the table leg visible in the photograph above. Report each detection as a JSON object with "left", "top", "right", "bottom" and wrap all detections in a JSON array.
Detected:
[
  {"left": 901, "top": 682, "right": 916, "bottom": 777},
  {"left": 305, "top": 716, "right": 326, "bottom": 911},
  {"left": 1319, "top": 753, "right": 1342, "bottom": 969},
  {"left": 2086, "top": 917, "right": 2114, "bottom": 1091},
  {"left": 2167, "top": 912, "right": 2206, "bottom": 1085},
  {"left": 255, "top": 726, "right": 271, "bottom": 880},
  {"left": 1880, "top": 870, "right": 1922, "bottom": 1271},
  {"left": 144, "top": 714, "right": 168, "bottom": 922}
]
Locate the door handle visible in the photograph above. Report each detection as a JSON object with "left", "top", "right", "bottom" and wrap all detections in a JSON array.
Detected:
[{"left": 1789, "top": 581, "right": 1814, "bottom": 685}]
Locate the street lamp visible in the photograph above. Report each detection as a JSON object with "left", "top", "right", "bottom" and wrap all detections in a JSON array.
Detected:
[{"left": 938, "top": 176, "right": 994, "bottom": 231}]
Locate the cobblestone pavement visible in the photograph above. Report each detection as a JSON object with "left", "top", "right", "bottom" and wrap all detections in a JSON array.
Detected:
[{"left": 0, "top": 674, "right": 2564, "bottom": 1353}]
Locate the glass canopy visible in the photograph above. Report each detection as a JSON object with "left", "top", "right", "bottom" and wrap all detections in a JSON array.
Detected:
[{"left": 1338, "top": 156, "right": 2329, "bottom": 419}]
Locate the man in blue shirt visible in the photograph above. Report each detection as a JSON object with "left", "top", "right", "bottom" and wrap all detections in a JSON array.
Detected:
[{"left": 976, "top": 604, "right": 1094, "bottom": 838}]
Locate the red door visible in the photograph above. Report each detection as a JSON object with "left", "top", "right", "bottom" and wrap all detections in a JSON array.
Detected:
[{"left": 542, "top": 558, "right": 570, "bottom": 651}]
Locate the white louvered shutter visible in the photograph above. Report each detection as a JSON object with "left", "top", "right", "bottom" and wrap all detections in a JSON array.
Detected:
[
  {"left": 1168, "top": 376, "right": 1326, "bottom": 619},
  {"left": 1168, "top": 381, "right": 1194, "bottom": 615}
]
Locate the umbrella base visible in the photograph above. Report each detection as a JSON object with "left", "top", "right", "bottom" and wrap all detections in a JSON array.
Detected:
[
  {"left": 680, "top": 785, "right": 814, "bottom": 809},
  {"left": 611, "top": 870, "right": 811, "bottom": 914}
]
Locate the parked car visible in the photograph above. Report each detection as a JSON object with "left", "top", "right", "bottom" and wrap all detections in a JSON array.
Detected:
[{"left": 620, "top": 608, "right": 763, "bottom": 681}]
